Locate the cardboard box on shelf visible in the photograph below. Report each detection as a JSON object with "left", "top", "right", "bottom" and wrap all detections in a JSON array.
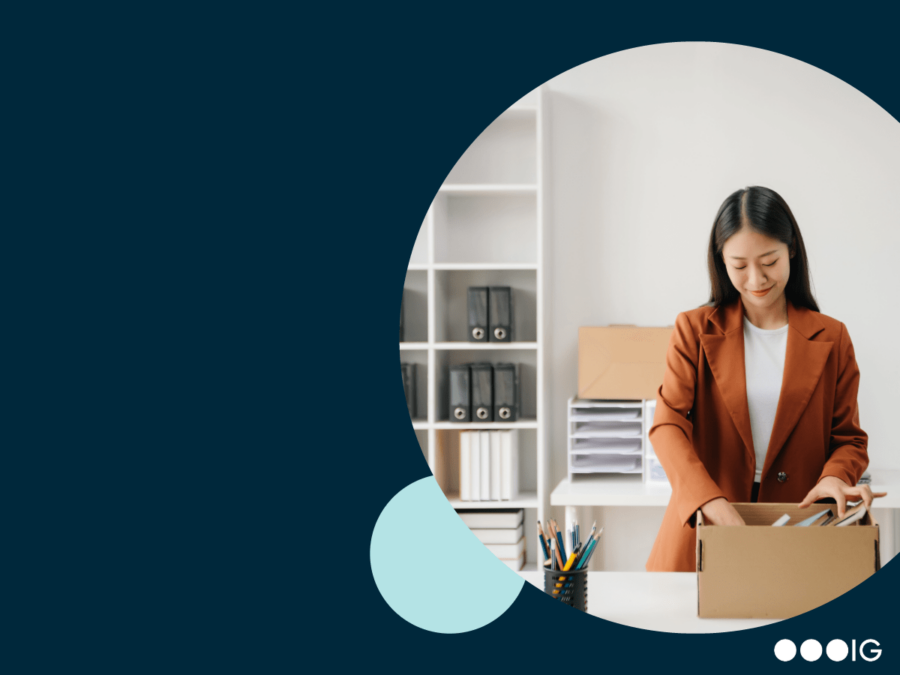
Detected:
[
  {"left": 696, "top": 502, "right": 880, "bottom": 619},
  {"left": 578, "top": 326, "right": 673, "bottom": 400}
]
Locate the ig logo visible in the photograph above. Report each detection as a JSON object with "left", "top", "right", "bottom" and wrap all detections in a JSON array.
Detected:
[{"left": 775, "top": 639, "right": 882, "bottom": 662}]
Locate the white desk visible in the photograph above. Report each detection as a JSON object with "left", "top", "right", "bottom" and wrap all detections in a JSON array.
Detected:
[
  {"left": 550, "top": 469, "right": 900, "bottom": 561},
  {"left": 519, "top": 571, "right": 779, "bottom": 633}
]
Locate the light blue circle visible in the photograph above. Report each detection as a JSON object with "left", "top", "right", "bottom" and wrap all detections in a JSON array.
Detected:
[{"left": 370, "top": 477, "right": 524, "bottom": 633}]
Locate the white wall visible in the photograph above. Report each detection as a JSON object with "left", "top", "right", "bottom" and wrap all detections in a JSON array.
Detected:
[{"left": 544, "top": 42, "right": 900, "bottom": 569}]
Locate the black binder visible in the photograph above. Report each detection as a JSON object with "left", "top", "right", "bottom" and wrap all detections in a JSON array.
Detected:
[
  {"left": 471, "top": 362, "right": 493, "bottom": 422},
  {"left": 450, "top": 364, "right": 471, "bottom": 422},
  {"left": 401, "top": 362, "right": 416, "bottom": 419},
  {"left": 467, "top": 287, "right": 488, "bottom": 342},
  {"left": 493, "top": 362, "right": 519, "bottom": 421},
  {"left": 399, "top": 290, "right": 405, "bottom": 342},
  {"left": 489, "top": 286, "right": 513, "bottom": 342}
]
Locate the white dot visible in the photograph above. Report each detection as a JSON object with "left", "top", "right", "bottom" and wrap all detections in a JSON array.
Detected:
[
  {"left": 801, "top": 639, "right": 823, "bottom": 661},
  {"left": 774, "top": 639, "right": 796, "bottom": 662},
  {"left": 826, "top": 640, "right": 849, "bottom": 661}
]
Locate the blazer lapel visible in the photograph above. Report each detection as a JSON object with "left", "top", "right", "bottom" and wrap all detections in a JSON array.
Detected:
[
  {"left": 700, "top": 299, "right": 755, "bottom": 465},
  {"left": 760, "top": 300, "right": 831, "bottom": 480}
]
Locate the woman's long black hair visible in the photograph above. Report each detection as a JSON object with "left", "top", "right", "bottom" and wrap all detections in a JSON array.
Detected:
[{"left": 707, "top": 186, "right": 819, "bottom": 311}]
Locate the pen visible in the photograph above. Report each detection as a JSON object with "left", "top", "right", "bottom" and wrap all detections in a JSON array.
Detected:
[{"left": 550, "top": 522, "right": 565, "bottom": 569}]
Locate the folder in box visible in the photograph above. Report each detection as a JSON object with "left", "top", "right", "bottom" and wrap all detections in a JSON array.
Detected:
[
  {"left": 471, "top": 363, "right": 493, "bottom": 422},
  {"left": 479, "top": 430, "right": 490, "bottom": 500},
  {"left": 501, "top": 430, "right": 519, "bottom": 501},
  {"left": 459, "top": 431, "right": 471, "bottom": 501},
  {"left": 490, "top": 431, "right": 501, "bottom": 500},
  {"left": 470, "top": 430, "right": 481, "bottom": 501},
  {"left": 450, "top": 364, "right": 471, "bottom": 422},
  {"left": 489, "top": 286, "right": 513, "bottom": 342},
  {"left": 493, "top": 362, "right": 519, "bottom": 421},
  {"left": 467, "top": 287, "right": 488, "bottom": 342}
]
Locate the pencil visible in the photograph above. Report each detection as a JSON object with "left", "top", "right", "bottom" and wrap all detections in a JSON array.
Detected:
[
  {"left": 575, "top": 538, "right": 595, "bottom": 570},
  {"left": 555, "top": 526, "right": 567, "bottom": 561},
  {"left": 580, "top": 528, "right": 603, "bottom": 568},
  {"left": 575, "top": 528, "right": 603, "bottom": 570},
  {"left": 537, "top": 522, "right": 550, "bottom": 561}
]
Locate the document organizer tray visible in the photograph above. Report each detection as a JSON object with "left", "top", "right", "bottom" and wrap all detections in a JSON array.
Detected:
[{"left": 567, "top": 399, "right": 645, "bottom": 480}]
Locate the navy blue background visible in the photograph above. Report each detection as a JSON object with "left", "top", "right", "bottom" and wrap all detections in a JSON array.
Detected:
[{"left": 3, "top": 6, "right": 896, "bottom": 672}]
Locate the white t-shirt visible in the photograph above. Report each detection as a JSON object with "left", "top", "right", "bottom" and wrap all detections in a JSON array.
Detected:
[{"left": 743, "top": 316, "right": 789, "bottom": 483}]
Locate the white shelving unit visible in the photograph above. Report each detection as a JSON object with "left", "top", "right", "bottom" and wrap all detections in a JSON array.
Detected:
[{"left": 401, "top": 86, "right": 550, "bottom": 570}]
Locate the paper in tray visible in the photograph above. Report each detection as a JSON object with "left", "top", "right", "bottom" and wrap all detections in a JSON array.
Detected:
[
  {"left": 570, "top": 410, "right": 641, "bottom": 422},
  {"left": 571, "top": 437, "right": 642, "bottom": 454},
  {"left": 570, "top": 454, "right": 641, "bottom": 473},
  {"left": 571, "top": 422, "right": 642, "bottom": 438}
]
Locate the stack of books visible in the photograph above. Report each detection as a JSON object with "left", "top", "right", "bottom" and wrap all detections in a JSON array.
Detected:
[
  {"left": 459, "top": 429, "right": 519, "bottom": 501},
  {"left": 458, "top": 509, "right": 526, "bottom": 571}
]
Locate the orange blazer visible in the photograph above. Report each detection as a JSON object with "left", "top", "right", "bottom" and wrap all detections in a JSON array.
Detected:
[{"left": 645, "top": 297, "right": 869, "bottom": 572}]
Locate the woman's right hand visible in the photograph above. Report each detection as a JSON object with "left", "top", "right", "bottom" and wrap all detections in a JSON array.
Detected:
[{"left": 700, "top": 497, "right": 746, "bottom": 526}]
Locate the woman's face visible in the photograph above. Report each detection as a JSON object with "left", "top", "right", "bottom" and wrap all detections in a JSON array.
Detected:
[{"left": 721, "top": 226, "right": 793, "bottom": 313}]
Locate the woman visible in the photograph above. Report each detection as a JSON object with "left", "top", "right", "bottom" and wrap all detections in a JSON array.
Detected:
[{"left": 645, "top": 186, "right": 886, "bottom": 572}]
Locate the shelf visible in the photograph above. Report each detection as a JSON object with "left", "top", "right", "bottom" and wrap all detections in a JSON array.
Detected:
[
  {"left": 447, "top": 491, "right": 538, "bottom": 509},
  {"left": 439, "top": 184, "right": 537, "bottom": 195},
  {"left": 401, "top": 342, "right": 538, "bottom": 350},
  {"left": 433, "top": 419, "right": 538, "bottom": 430},
  {"left": 551, "top": 475, "right": 672, "bottom": 507},
  {"left": 434, "top": 342, "right": 537, "bottom": 350},
  {"left": 399, "top": 342, "right": 428, "bottom": 350},
  {"left": 432, "top": 263, "right": 538, "bottom": 271},
  {"left": 404, "top": 83, "right": 548, "bottom": 571}
]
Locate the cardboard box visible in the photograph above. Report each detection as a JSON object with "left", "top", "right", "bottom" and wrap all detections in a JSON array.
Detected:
[
  {"left": 578, "top": 326, "right": 673, "bottom": 400},
  {"left": 696, "top": 502, "right": 881, "bottom": 619}
]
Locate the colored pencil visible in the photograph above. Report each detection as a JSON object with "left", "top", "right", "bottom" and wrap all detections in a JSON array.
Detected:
[
  {"left": 537, "top": 521, "right": 550, "bottom": 560},
  {"left": 555, "top": 527, "right": 566, "bottom": 561},
  {"left": 546, "top": 519, "right": 564, "bottom": 569}
]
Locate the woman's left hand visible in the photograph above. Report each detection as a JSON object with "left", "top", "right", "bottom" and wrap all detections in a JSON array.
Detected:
[{"left": 798, "top": 476, "right": 887, "bottom": 519}]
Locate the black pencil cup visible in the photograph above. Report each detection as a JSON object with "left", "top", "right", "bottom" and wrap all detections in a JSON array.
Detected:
[{"left": 543, "top": 566, "right": 588, "bottom": 612}]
